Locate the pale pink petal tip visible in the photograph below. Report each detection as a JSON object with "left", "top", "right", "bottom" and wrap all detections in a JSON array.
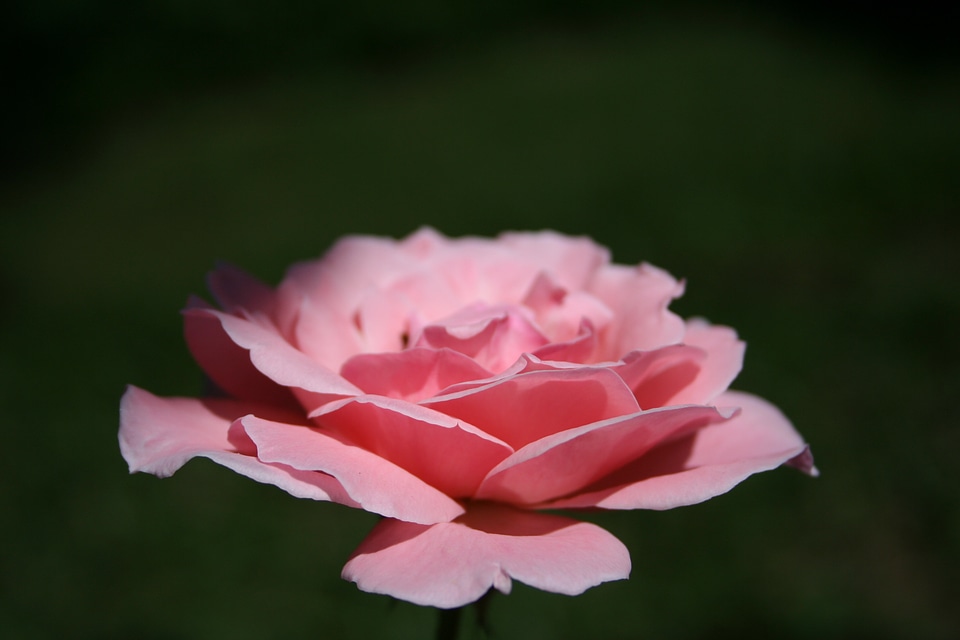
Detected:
[
  {"left": 118, "top": 386, "right": 355, "bottom": 505},
  {"left": 342, "top": 504, "right": 630, "bottom": 609}
]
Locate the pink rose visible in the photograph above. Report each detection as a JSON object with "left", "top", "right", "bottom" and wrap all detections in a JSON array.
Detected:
[{"left": 120, "top": 228, "right": 815, "bottom": 608}]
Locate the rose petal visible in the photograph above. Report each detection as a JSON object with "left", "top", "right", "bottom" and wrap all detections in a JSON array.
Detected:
[
  {"left": 424, "top": 366, "right": 641, "bottom": 450},
  {"left": 240, "top": 415, "right": 464, "bottom": 524},
  {"left": 400, "top": 228, "right": 612, "bottom": 301},
  {"left": 684, "top": 390, "right": 815, "bottom": 473},
  {"left": 476, "top": 405, "right": 733, "bottom": 506},
  {"left": 531, "top": 319, "right": 599, "bottom": 364},
  {"left": 183, "top": 297, "right": 299, "bottom": 407},
  {"left": 413, "top": 304, "right": 549, "bottom": 373},
  {"left": 387, "top": 269, "right": 465, "bottom": 325},
  {"left": 398, "top": 226, "right": 449, "bottom": 258},
  {"left": 521, "top": 271, "right": 567, "bottom": 312},
  {"left": 500, "top": 231, "right": 610, "bottom": 291},
  {"left": 206, "top": 262, "right": 276, "bottom": 316},
  {"left": 543, "top": 390, "right": 816, "bottom": 510},
  {"left": 539, "top": 289, "right": 613, "bottom": 345},
  {"left": 340, "top": 348, "right": 493, "bottom": 402},
  {"left": 666, "top": 319, "right": 745, "bottom": 406},
  {"left": 613, "top": 344, "right": 706, "bottom": 410},
  {"left": 119, "top": 386, "right": 356, "bottom": 505},
  {"left": 353, "top": 288, "right": 414, "bottom": 353},
  {"left": 282, "top": 234, "right": 415, "bottom": 309},
  {"left": 421, "top": 240, "right": 546, "bottom": 307},
  {"left": 589, "top": 263, "right": 686, "bottom": 358},
  {"left": 311, "top": 396, "right": 513, "bottom": 498},
  {"left": 185, "top": 305, "right": 362, "bottom": 410},
  {"left": 292, "top": 294, "right": 366, "bottom": 372},
  {"left": 342, "top": 503, "right": 630, "bottom": 609},
  {"left": 276, "top": 235, "right": 420, "bottom": 355},
  {"left": 523, "top": 272, "right": 614, "bottom": 346}
]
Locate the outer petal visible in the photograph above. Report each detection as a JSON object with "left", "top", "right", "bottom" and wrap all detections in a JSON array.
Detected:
[
  {"left": 240, "top": 416, "right": 464, "bottom": 524},
  {"left": 185, "top": 305, "right": 362, "bottom": 408},
  {"left": 206, "top": 262, "right": 276, "bottom": 317},
  {"left": 544, "top": 390, "right": 816, "bottom": 511},
  {"left": 311, "top": 396, "right": 513, "bottom": 498},
  {"left": 342, "top": 503, "right": 630, "bottom": 609},
  {"left": 183, "top": 298, "right": 299, "bottom": 407},
  {"left": 118, "top": 386, "right": 356, "bottom": 505},
  {"left": 477, "top": 405, "right": 733, "bottom": 506},
  {"left": 423, "top": 366, "right": 641, "bottom": 450}
]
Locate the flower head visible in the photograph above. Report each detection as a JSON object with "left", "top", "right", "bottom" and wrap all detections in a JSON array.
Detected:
[{"left": 120, "top": 228, "right": 815, "bottom": 607}]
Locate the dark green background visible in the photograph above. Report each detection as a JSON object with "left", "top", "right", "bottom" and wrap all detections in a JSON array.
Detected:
[{"left": 2, "top": 2, "right": 957, "bottom": 638}]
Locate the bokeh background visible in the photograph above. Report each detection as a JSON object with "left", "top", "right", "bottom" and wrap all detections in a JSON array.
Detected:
[{"left": 2, "top": 2, "right": 958, "bottom": 638}]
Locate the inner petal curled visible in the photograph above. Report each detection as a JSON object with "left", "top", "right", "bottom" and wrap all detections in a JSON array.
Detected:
[{"left": 412, "top": 303, "right": 549, "bottom": 373}]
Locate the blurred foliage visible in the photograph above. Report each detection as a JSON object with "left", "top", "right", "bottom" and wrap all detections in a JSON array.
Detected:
[
  {"left": 1, "top": 2, "right": 958, "bottom": 639},
  {"left": 4, "top": 0, "right": 957, "bottom": 175}
]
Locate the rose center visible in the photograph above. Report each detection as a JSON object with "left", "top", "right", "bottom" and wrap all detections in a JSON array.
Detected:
[{"left": 410, "top": 303, "right": 549, "bottom": 373}]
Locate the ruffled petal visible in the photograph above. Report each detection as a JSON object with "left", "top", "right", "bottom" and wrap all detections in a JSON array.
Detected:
[
  {"left": 240, "top": 416, "right": 464, "bottom": 524},
  {"left": 476, "top": 405, "right": 733, "bottom": 506},
  {"left": 342, "top": 503, "right": 630, "bottom": 608},
  {"left": 543, "top": 390, "right": 816, "bottom": 511},
  {"left": 311, "top": 396, "right": 513, "bottom": 498},
  {"left": 413, "top": 304, "right": 548, "bottom": 373},
  {"left": 423, "top": 366, "right": 640, "bottom": 450},
  {"left": 118, "top": 386, "right": 355, "bottom": 504},
  {"left": 522, "top": 271, "right": 611, "bottom": 355}
]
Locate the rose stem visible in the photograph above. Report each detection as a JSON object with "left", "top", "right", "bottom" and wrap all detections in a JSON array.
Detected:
[{"left": 435, "top": 606, "right": 462, "bottom": 640}]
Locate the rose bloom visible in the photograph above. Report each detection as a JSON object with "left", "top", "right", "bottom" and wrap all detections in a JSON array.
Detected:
[{"left": 120, "top": 228, "right": 815, "bottom": 608}]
